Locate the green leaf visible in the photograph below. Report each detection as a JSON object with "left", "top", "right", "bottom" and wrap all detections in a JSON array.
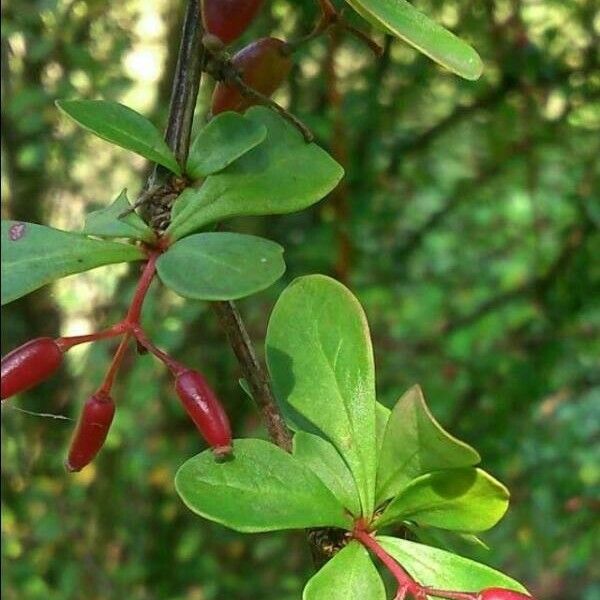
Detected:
[
  {"left": 375, "top": 401, "right": 390, "bottom": 455},
  {"left": 156, "top": 232, "right": 285, "bottom": 301},
  {"left": 377, "top": 537, "right": 528, "bottom": 594},
  {"left": 82, "top": 189, "right": 155, "bottom": 242},
  {"left": 376, "top": 385, "right": 480, "bottom": 504},
  {"left": 344, "top": 0, "right": 483, "bottom": 80},
  {"left": 56, "top": 99, "right": 181, "bottom": 174},
  {"left": 239, "top": 378, "right": 254, "bottom": 400},
  {"left": 167, "top": 107, "right": 344, "bottom": 240},
  {"left": 266, "top": 275, "right": 377, "bottom": 517},
  {"left": 293, "top": 431, "right": 362, "bottom": 516},
  {"left": 186, "top": 112, "right": 267, "bottom": 179},
  {"left": 170, "top": 186, "right": 201, "bottom": 222},
  {"left": 175, "top": 439, "right": 350, "bottom": 532},
  {"left": 407, "top": 523, "right": 490, "bottom": 553},
  {"left": 1, "top": 220, "right": 144, "bottom": 305},
  {"left": 376, "top": 468, "right": 509, "bottom": 532},
  {"left": 303, "top": 542, "right": 385, "bottom": 600}
]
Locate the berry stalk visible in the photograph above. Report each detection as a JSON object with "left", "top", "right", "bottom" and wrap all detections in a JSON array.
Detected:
[
  {"left": 132, "top": 325, "right": 185, "bottom": 375},
  {"left": 98, "top": 333, "right": 133, "bottom": 395}
]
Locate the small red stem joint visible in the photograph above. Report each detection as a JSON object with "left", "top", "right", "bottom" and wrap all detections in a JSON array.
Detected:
[{"left": 352, "top": 522, "right": 422, "bottom": 599}]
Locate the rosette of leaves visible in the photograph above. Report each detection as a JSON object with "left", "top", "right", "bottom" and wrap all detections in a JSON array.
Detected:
[
  {"left": 1, "top": 102, "right": 343, "bottom": 306},
  {"left": 175, "top": 275, "right": 529, "bottom": 598}
]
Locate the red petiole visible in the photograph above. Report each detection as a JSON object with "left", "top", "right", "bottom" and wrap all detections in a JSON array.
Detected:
[
  {"left": 97, "top": 333, "right": 133, "bottom": 395},
  {"left": 352, "top": 520, "right": 490, "bottom": 600},
  {"left": 352, "top": 521, "right": 423, "bottom": 599}
]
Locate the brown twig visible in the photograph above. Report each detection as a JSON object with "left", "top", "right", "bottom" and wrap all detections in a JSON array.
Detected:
[
  {"left": 211, "top": 301, "right": 293, "bottom": 451},
  {"left": 155, "top": 0, "right": 330, "bottom": 567}
]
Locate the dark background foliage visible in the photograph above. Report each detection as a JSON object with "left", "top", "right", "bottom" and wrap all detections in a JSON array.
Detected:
[{"left": 1, "top": 0, "right": 598, "bottom": 598}]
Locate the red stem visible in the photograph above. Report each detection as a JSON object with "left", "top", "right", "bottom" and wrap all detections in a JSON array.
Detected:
[
  {"left": 132, "top": 326, "right": 185, "bottom": 375},
  {"left": 352, "top": 525, "right": 421, "bottom": 598},
  {"left": 125, "top": 251, "right": 159, "bottom": 325},
  {"left": 56, "top": 323, "right": 127, "bottom": 351},
  {"left": 98, "top": 333, "right": 133, "bottom": 395},
  {"left": 352, "top": 523, "right": 481, "bottom": 600},
  {"left": 424, "top": 590, "right": 477, "bottom": 600}
]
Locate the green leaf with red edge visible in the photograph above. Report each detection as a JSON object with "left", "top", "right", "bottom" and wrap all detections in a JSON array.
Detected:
[
  {"left": 303, "top": 542, "right": 385, "bottom": 600},
  {"left": 377, "top": 536, "right": 529, "bottom": 595},
  {"left": 1, "top": 220, "right": 144, "bottom": 306}
]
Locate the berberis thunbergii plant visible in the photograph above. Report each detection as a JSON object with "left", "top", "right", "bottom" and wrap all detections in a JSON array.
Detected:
[
  {"left": 2, "top": 0, "right": 537, "bottom": 597},
  {"left": 175, "top": 275, "right": 531, "bottom": 600},
  {"left": 1, "top": 104, "right": 343, "bottom": 465}
]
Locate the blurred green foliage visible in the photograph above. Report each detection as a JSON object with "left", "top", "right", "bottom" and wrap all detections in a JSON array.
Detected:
[{"left": 1, "top": 0, "right": 598, "bottom": 598}]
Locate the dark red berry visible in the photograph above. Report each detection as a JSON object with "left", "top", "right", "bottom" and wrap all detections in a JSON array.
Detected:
[
  {"left": 478, "top": 589, "right": 533, "bottom": 600},
  {"left": 66, "top": 392, "right": 115, "bottom": 472},
  {"left": 175, "top": 370, "right": 232, "bottom": 457},
  {"left": 202, "top": 0, "right": 264, "bottom": 45},
  {"left": 212, "top": 37, "right": 293, "bottom": 115},
  {"left": 1, "top": 337, "right": 63, "bottom": 401}
]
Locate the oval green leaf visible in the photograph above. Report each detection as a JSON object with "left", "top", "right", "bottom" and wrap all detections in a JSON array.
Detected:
[
  {"left": 167, "top": 107, "right": 344, "bottom": 241},
  {"left": 344, "top": 0, "right": 483, "bottom": 80},
  {"left": 376, "top": 468, "right": 509, "bottom": 532},
  {"left": 376, "top": 385, "right": 480, "bottom": 504},
  {"left": 377, "top": 536, "right": 528, "bottom": 594},
  {"left": 303, "top": 542, "right": 385, "bottom": 600},
  {"left": 56, "top": 99, "right": 181, "bottom": 174},
  {"left": 186, "top": 112, "right": 267, "bottom": 179},
  {"left": 156, "top": 232, "right": 285, "bottom": 301},
  {"left": 175, "top": 439, "right": 350, "bottom": 532},
  {"left": 266, "top": 275, "right": 378, "bottom": 517},
  {"left": 1, "top": 220, "right": 144, "bottom": 306},
  {"left": 82, "top": 190, "right": 155, "bottom": 243},
  {"left": 293, "top": 431, "right": 362, "bottom": 516}
]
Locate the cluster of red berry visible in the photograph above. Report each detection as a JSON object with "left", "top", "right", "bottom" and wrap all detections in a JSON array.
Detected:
[
  {"left": 202, "top": 0, "right": 294, "bottom": 115},
  {"left": 1, "top": 250, "right": 232, "bottom": 471}
]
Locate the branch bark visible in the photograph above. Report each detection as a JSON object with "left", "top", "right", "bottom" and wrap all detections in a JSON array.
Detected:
[
  {"left": 211, "top": 301, "right": 293, "bottom": 451},
  {"left": 154, "top": 0, "right": 332, "bottom": 568}
]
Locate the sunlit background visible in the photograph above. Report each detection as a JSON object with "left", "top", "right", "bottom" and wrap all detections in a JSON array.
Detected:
[{"left": 1, "top": 0, "right": 599, "bottom": 598}]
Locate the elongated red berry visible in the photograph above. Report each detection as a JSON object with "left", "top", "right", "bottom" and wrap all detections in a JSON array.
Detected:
[
  {"left": 175, "top": 370, "right": 232, "bottom": 457},
  {"left": 212, "top": 37, "right": 293, "bottom": 115},
  {"left": 478, "top": 589, "right": 533, "bottom": 600},
  {"left": 202, "top": 0, "right": 264, "bottom": 45},
  {"left": 1, "top": 337, "right": 63, "bottom": 401},
  {"left": 66, "top": 392, "right": 115, "bottom": 472}
]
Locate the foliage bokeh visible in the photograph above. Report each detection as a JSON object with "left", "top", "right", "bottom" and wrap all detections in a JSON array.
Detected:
[{"left": 1, "top": 0, "right": 598, "bottom": 598}]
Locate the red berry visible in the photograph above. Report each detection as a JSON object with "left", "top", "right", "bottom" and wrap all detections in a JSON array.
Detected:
[
  {"left": 211, "top": 37, "right": 293, "bottom": 115},
  {"left": 1, "top": 337, "right": 63, "bottom": 401},
  {"left": 202, "top": 0, "right": 264, "bottom": 45},
  {"left": 66, "top": 392, "right": 116, "bottom": 472},
  {"left": 478, "top": 589, "right": 533, "bottom": 600},
  {"left": 175, "top": 370, "right": 232, "bottom": 456}
]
